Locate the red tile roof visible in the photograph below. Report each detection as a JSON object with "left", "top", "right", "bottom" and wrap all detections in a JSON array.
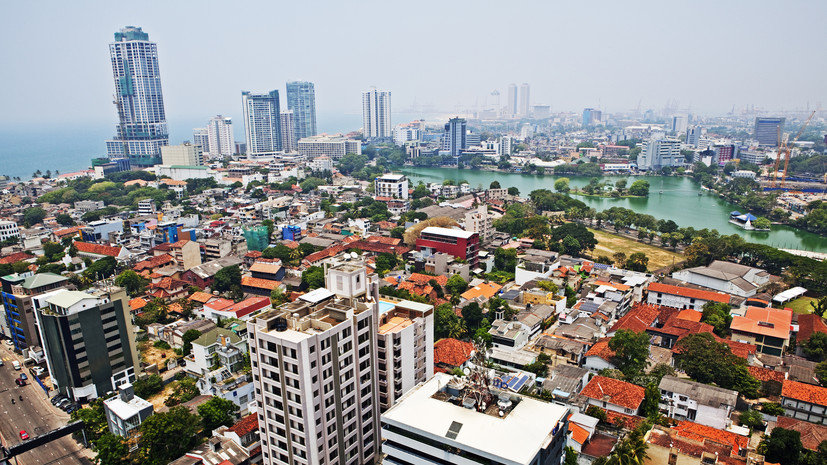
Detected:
[
  {"left": 244, "top": 251, "right": 262, "bottom": 258},
  {"left": 222, "top": 296, "right": 271, "bottom": 318},
  {"left": 227, "top": 413, "right": 258, "bottom": 437},
  {"left": 366, "top": 235, "right": 402, "bottom": 246},
  {"left": 133, "top": 253, "right": 174, "bottom": 272},
  {"left": 74, "top": 241, "right": 122, "bottom": 257},
  {"left": 408, "top": 273, "right": 448, "bottom": 286},
  {"left": 672, "top": 421, "right": 749, "bottom": 455},
  {"left": 188, "top": 291, "right": 214, "bottom": 304},
  {"left": 676, "top": 309, "right": 702, "bottom": 322},
  {"left": 584, "top": 339, "right": 616, "bottom": 363},
  {"left": 53, "top": 226, "right": 82, "bottom": 237},
  {"left": 580, "top": 376, "right": 645, "bottom": 411},
  {"left": 242, "top": 276, "right": 281, "bottom": 291},
  {"left": 797, "top": 314, "right": 827, "bottom": 344},
  {"left": 647, "top": 282, "right": 731, "bottom": 303},
  {"left": 783, "top": 379, "right": 827, "bottom": 406},
  {"left": 604, "top": 410, "right": 647, "bottom": 430},
  {"left": 730, "top": 306, "right": 793, "bottom": 341},
  {"left": 433, "top": 338, "right": 474, "bottom": 369},
  {"left": 609, "top": 303, "right": 661, "bottom": 333},
  {"left": 747, "top": 366, "right": 785, "bottom": 383},
  {"left": 0, "top": 251, "right": 33, "bottom": 264},
  {"left": 169, "top": 239, "right": 190, "bottom": 249},
  {"left": 776, "top": 416, "right": 827, "bottom": 451}
]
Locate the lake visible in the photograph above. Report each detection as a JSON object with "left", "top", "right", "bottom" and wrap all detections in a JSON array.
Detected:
[{"left": 401, "top": 167, "right": 827, "bottom": 253}]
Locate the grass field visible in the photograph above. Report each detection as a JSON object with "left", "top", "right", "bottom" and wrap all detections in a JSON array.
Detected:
[
  {"left": 588, "top": 228, "right": 684, "bottom": 271},
  {"left": 787, "top": 296, "right": 817, "bottom": 314}
]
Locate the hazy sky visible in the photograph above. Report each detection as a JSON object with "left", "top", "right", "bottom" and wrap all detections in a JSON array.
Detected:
[{"left": 2, "top": 0, "right": 826, "bottom": 130}]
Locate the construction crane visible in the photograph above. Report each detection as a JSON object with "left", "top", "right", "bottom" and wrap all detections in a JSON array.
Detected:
[{"left": 772, "top": 110, "right": 816, "bottom": 187}]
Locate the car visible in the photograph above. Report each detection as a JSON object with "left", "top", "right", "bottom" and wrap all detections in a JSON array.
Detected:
[
  {"left": 0, "top": 359, "right": 4, "bottom": 366},
  {"left": 19, "top": 373, "right": 27, "bottom": 381},
  {"left": 15, "top": 378, "right": 26, "bottom": 386},
  {"left": 19, "top": 430, "right": 28, "bottom": 440},
  {"left": 32, "top": 367, "right": 45, "bottom": 376},
  {"left": 57, "top": 399, "right": 71, "bottom": 409},
  {"left": 12, "top": 360, "right": 20, "bottom": 370},
  {"left": 51, "top": 396, "right": 66, "bottom": 406},
  {"left": 4, "top": 339, "right": 13, "bottom": 346},
  {"left": 65, "top": 405, "right": 78, "bottom": 414}
]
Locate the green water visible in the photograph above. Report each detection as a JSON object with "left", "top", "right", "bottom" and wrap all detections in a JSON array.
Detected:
[{"left": 401, "top": 167, "right": 827, "bottom": 253}]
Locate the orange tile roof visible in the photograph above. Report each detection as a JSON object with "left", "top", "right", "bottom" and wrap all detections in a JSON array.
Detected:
[
  {"left": 169, "top": 239, "right": 190, "bottom": 249},
  {"left": 584, "top": 338, "right": 616, "bottom": 362},
  {"left": 433, "top": 338, "right": 474, "bottom": 368},
  {"left": 776, "top": 416, "right": 827, "bottom": 451},
  {"left": 74, "top": 241, "right": 122, "bottom": 257},
  {"left": 797, "top": 314, "right": 827, "bottom": 344},
  {"left": 593, "top": 280, "right": 631, "bottom": 292},
  {"left": 408, "top": 273, "right": 448, "bottom": 286},
  {"left": 53, "top": 226, "right": 82, "bottom": 237},
  {"left": 603, "top": 410, "right": 647, "bottom": 430},
  {"left": 241, "top": 276, "right": 281, "bottom": 291},
  {"left": 647, "top": 282, "right": 730, "bottom": 303},
  {"left": 747, "top": 366, "right": 785, "bottom": 383},
  {"left": 227, "top": 413, "right": 258, "bottom": 437},
  {"left": 366, "top": 235, "right": 402, "bottom": 246},
  {"left": 676, "top": 309, "right": 702, "bottom": 322},
  {"left": 133, "top": 253, "right": 174, "bottom": 271},
  {"left": 730, "top": 306, "right": 792, "bottom": 340},
  {"left": 0, "top": 251, "right": 33, "bottom": 264},
  {"left": 188, "top": 291, "right": 214, "bottom": 304},
  {"left": 581, "top": 376, "right": 645, "bottom": 410},
  {"left": 460, "top": 282, "right": 502, "bottom": 301},
  {"left": 129, "top": 298, "right": 148, "bottom": 311},
  {"left": 783, "top": 379, "right": 827, "bottom": 406},
  {"left": 672, "top": 421, "right": 749, "bottom": 454},
  {"left": 569, "top": 422, "right": 590, "bottom": 445},
  {"left": 609, "top": 303, "right": 660, "bottom": 333}
]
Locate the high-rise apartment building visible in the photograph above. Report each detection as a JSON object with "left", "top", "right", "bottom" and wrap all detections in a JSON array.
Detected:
[
  {"left": 161, "top": 143, "right": 204, "bottom": 166},
  {"left": 192, "top": 128, "right": 210, "bottom": 154},
  {"left": 519, "top": 83, "right": 531, "bottom": 116},
  {"left": 242, "top": 91, "right": 282, "bottom": 157},
  {"left": 36, "top": 286, "right": 140, "bottom": 401},
  {"left": 362, "top": 88, "right": 392, "bottom": 140},
  {"left": 754, "top": 117, "right": 785, "bottom": 147},
  {"left": 638, "top": 137, "right": 683, "bottom": 171},
  {"left": 280, "top": 110, "right": 296, "bottom": 152},
  {"left": 1, "top": 273, "right": 68, "bottom": 352},
  {"left": 507, "top": 83, "right": 518, "bottom": 117},
  {"left": 248, "top": 264, "right": 381, "bottom": 465},
  {"left": 285, "top": 81, "right": 317, "bottom": 140},
  {"left": 442, "top": 117, "right": 467, "bottom": 157},
  {"left": 105, "top": 26, "right": 169, "bottom": 167},
  {"left": 207, "top": 115, "right": 235, "bottom": 158}
]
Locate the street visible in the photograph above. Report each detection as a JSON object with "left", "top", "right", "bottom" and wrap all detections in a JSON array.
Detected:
[{"left": 0, "top": 343, "right": 93, "bottom": 465}]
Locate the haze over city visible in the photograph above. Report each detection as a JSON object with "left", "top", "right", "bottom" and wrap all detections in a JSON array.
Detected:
[{"left": 2, "top": 0, "right": 826, "bottom": 131}]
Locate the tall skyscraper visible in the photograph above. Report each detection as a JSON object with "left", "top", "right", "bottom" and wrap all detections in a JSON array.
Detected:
[
  {"left": 362, "top": 87, "right": 392, "bottom": 140},
  {"left": 280, "top": 110, "right": 296, "bottom": 152},
  {"left": 442, "top": 117, "right": 467, "bottom": 157},
  {"left": 242, "top": 91, "right": 282, "bottom": 156},
  {"left": 207, "top": 115, "right": 234, "bottom": 158},
  {"left": 507, "top": 83, "right": 518, "bottom": 116},
  {"left": 105, "top": 26, "right": 169, "bottom": 167},
  {"left": 519, "top": 83, "right": 531, "bottom": 116},
  {"left": 754, "top": 117, "right": 785, "bottom": 147},
  {"left": 285, "top": 81, "right": 317, "bottom": 140}
]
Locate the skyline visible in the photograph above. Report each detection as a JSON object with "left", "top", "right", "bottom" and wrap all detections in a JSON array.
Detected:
[{"left": 2, "top": 0, "right": 826, "bottom": 132}]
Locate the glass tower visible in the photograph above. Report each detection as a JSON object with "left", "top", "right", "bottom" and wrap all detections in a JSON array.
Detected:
[
  {"left": 105, "top": 26, "right": 169, "bottom": 167},
  {"left": 285, "top": 81, "right": 317, "bottom": 141}
]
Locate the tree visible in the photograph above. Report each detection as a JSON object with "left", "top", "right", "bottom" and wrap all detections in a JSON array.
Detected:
[
  {"left": 585, "top": 405, "right": 608, "bottom": 422},
  {"left": 182, "top": 329, "right": 201, "bottom": 357},
  {"left": 628, "top": 180, "right": 650, "bottom": 197},
  {"left": 753, "top": 217, "right": 771, "bottom": 230},
  {"left": 763, "top": 402, "right": 785, "bottom": 416},
  {"left": 811, "top": 297, "right": 827, "bottom": 318},
  {"left": 133, "top": 374, "right": 164, "bottom": 398},
  {"left": 613, "top": 252, "right": 627, "bottom": 267},
  {"left": 461, "top": 302, "right": 484, "bottom": 330},
  {"left": 198, "top": 396, "right": 240, "bottom": 432},
  {"left": 494, "top": 247, "right": 518, "bottom": 271},
  {"left": 94, "top": 432, "right": 130, "bottom": 465},
  {"left": 71, "top": 398, "right": 108, "bottom": 443},
  {"left": 564, "top": 447, "right": 578, "bottom": 465},
  {"left": 23, "top": 207, "right": 46, "bottom": 226},
  {"left": 213, "top": 265, "right": 241, "bottom": 293},
  {"left": 115, "top": 269, "right": 148, "bottom": 297},
  {"left": 435, "top": 303, "right": 460, "bottom": 339},
  {"left": 56, "top": 213, "right": 75, "bottom": 226},
  {"left": 625, "top": 252, "right": 649, "bottom": 272},
  {"left": 615, "top": 179, "right": 628, "bottom": 192},
  {"left": 490, "top": 181, "right": 501, "bottom": 189},
  {"left": 641, "top": 383, "right": 661, "bottom": 418},
  {"left": 165, "top": 378, "right": 199, "bottom": 406},
  {"left": 270, "top": 287, "right": 288, "bottom": 307},
  {"left": 674, "top": 332, "right": 760, "bottom": 397},
  {"left": 302, "top": 266, "right": 325, "bottom": 290},
  {"left": 701, "top": 302, "right": 733, "bottom": 338},
  {"left": 608, "top": 329, "right": 650, "bottom": 379},
  {"left": 138, "top": 406, "right": 201, "bottom": 465},
  {"left": 816, "top": 361, "right": 827, "bottom": 387},
  {"left": 446, "top": 274, "right": 469, "bottom": 297},
  {"left": 554, "top": 177, "right": 570, "bottom": 193},
  {"left": 803, "top": 332, "right": 827, "bottom": 361},
  {"left": 739, "top": 409, "right": 764, "bottom": 429},
  {"left": 550, "top": 223, "right": 597, "bottom": 254},
  {"left": 374, "top": 252, "right": 399, "bottom": 274},
  {"left": 760, "top": 427, "right": 802, "bottom": 465},
  {"left": 507, "top": 187, "right": 519, "bottom": 196},
  {"left": 83, "top": 256, "right": 118, "bottom": 281}
]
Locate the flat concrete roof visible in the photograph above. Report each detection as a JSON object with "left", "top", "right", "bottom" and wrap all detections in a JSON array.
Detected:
[{"left": 420, "top": 226, "right": 475, "bottom": 239}]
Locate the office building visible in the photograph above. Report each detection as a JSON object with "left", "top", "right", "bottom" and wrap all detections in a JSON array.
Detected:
[
  {"left": 37, "top": 286, "right": 140, "bottom": 401},
  {"left": 297, "top": 135, "right": 361, "bottom": 160},
  {"left": 161, "top": 143, "right": 203, "bottom": 166},
  {"left": 442, "top": 117, "right": 467, "bottom": 157},
  {"left": 754, "top": 117, "right": 785, "bottom": 147},
  {"left": 416, "top": 227, "right": 479, "bottom": 268},
  {"left": 519, "top": 83, "right": 530, "bottom": 116},
  {"left": 1, "top": 273, "right": 68, "bottom": 352},
  {"left": 714, "top": 143, "right": 738, "bottom": 165},
  {"left": 0, "top": 220, "right": 20, "bottom": 242},
  {"left": 393, "top": 120, "right": 425, "bottom": 146},
  {"left": 362, "top": 87, "right": 392, "bottom": 140},
  {"left": 280, "top": 110, "right": 297, "bottom": 152},
  {"left": 374, "top": 174, "right": 409, "bottom": 199},
  {"left": 207, "top": 115, "right": 235, "bottom": 158},
  {"left": 285, "top": 81, "right": 317, "bottom": 140},
  {"left": 242, "top": 90, "right": 282, "bottom": 156},
  {"left": 192, "top": 127, "right": 210, "bottom": 154},
  {"left": 105, "top": 26, "right": 169, "bottom": 167},
  {"left": 507, "top": 83, "right": 518, "bottom": 116},
  {"left": 671, "top": 115, "right": 688, "bottom": 134},
  {"left": 685, "top": 126, "right": 702, "bottom": 147},
  {"left": 637, "top": 137, "right": 682, "bottom": 171},
  {"left": 103, "top": 383, "right": 154, "bottom": 437},
  {"left": 248, "top": 264, "right": 381, "bottom": 465},
  {"left": 381, "top": 372, "right": 569, "bottom": 465},
  {"left": 582, "top": 108, "right": 602, "bottom": 127},
  {"left": 533, "top": 104, "right": 551, "bottom": 119}
]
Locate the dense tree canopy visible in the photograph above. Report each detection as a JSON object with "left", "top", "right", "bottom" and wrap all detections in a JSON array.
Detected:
[{"left": 608, "top": 330, "right": 650, "bottom": 379}]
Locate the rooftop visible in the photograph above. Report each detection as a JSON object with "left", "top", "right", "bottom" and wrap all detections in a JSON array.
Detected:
[
  {"left": 420, "top": 226, "right": 475, "bottom": 239},
  {"left": 782, "top": 379, "right": 827, "bottom": 406},
  {"left": 580, "top": 375, "right": 645, "bottom": 410},
  {"left": 647, "top": 282, "right": 730, "bottom": 303},
  {"left": 730, "top": 306, "right": 792, "bottom": 340},
  {"left": 659, "top": 376, "right": 738, "bottom": 408}
]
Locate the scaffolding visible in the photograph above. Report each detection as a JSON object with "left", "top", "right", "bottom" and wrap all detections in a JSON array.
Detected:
[{"left": 243, "top": 225, "right": 269, "bottom": 252}]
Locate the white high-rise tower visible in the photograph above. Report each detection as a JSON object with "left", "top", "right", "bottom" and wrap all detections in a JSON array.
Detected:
[
  {"left": 362, "top": 88, "right": 392, "bottom": 140},
  {"left": 206, "top": 115, "right": 234, "bottom": 158}
]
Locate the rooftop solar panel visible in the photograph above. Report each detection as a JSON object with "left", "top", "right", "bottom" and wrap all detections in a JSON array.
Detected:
[{"left": 445, "top": 421, "right": 463, "bottom": 439}]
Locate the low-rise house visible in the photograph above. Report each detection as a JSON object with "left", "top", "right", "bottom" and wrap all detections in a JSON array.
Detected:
[
  {"left": 644, "top": 423, "right": 755, "bottom": 465},
  {"left": 515, "top": 249, "right": 559, "bottom": 285},
  {"left": 658, "top": 376, "right": 737, "bottom": 429},
  {"left": 543, "top": 364, "right": 590, "bottom": 404},
  {"left": 796, "top": 314, "right": 827, "bottom": 358},
  {"left": 583, "top": 339, "right": 616, "bottom": 372},
  {"left": 782, "top": 379, "right": 827, "bottom": 424},
  {"left": 433, "top": 338, "right": 474, "bottom": 374},
  {"left": 73, "top": 241, "right": 133, "bottom": 261},
  {"left": 202, "top": 296, "right": 270, "bottom": 322},
  {"left": 581, "top": 375, "right": 645, "bottom": 415},
  {"left": 216, "top": 413, "right": 261, "bottom": 462},
  {"left": 672, "top": 260, "right": 770, "bottom": 298},
  {"left": 775, "top": 416, "right": 827, "bottom": 452},
  {"left": 168, "top": 436, "right": 251, "bottom": 465},
  {"left": 646, "top": 282, "right": 731, "bottom": 310},
  {"left": 489, "top": 319, "right": 530, "bottom": 350},
  {"left": 181, "top": 256, "right": 243, "bottom": 290},
  {"left": 532, "top": 335, "right": 588, "bottom": 367},
  {"left": 730, "top": 306, "right": 792, "bottom": 356},
  {"left": 567, "top": 412, "right": 599, "bottom": 454},
  {"left": 103, "top": 383, "right": 153, "bottom": 438},
  {"left": 185, "top": 328, "right": 254, "bottom": 412}
]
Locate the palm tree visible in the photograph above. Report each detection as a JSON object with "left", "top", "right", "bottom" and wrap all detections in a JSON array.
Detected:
[
  {"left": 447, "top": 319, "right": 467, "bottom": 339},
  {"left": 606, "top": 429, "right": 649, "bottom": 465}
]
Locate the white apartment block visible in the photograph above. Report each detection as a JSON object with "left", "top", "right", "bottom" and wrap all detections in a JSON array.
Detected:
[
  {"left": 376, "top": 299, "right": 434, "bottom": 411},
  {"left": 193, "top": 127, "right": 210, "bottom": 154},
  {"left": 207, "top": 115, "right": 235, "bottom": 158},
  {"left": 0, "top": 220, "right": 20, "bottom": 241},
  {"left": 658, "top": 376, "right": 737, "bottom": 430},
  {"left": 248, "top": 264, "right": 381, "bottom": 465},
  {"left": 280, "top": 110, "right": 296, "bottom": 153},
  {"left": 310, "top": 156, "right": 332, "bottom": 173},
  {"left": 297, "top": 135, "right": 361, "bottom": 161},
  {"left": 374, "top": 174, "right": 409, "bottom": 200},
  {"left": 362, "top": 88, "right": 391, "bottom": 140},
  {"left": 161, "top": 143, "right": 204, "bottom": 166},
  {"left": 638, "top": 137, "right": 682, "bottom": 171},
  {"left": 464, "top": 204, "right": 492, "bottom": 242}
]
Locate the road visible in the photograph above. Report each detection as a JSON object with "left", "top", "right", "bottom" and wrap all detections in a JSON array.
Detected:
[{"left": 0, "top": 343, "right": 93, "bottom": 465}]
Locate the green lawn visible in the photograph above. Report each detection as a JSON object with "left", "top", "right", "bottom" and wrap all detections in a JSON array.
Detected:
[{"left": 787, "top": 296, "right": 817, "bottom": 314}]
